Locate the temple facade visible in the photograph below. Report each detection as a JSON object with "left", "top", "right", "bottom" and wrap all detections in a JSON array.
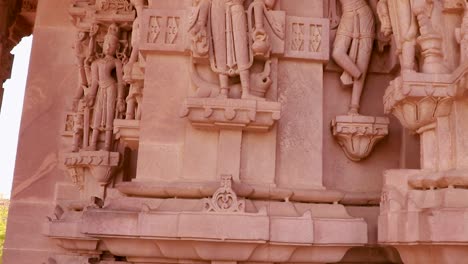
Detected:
[{"left": 2, "top": 0, "right": 468, "bottom": 263}]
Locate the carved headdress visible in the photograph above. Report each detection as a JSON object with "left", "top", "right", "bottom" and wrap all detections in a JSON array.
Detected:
[{"left": 105, "top": 23, "right": 120, "bottom": 44}]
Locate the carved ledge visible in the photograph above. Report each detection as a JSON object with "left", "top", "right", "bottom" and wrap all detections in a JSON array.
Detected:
[
  {"left": 74, "top": 198, "right": 366, "bottom": 263},
  {"left": 383, "top": 68, "right": 468, "bottom": 131},
  {"left": 408, "top": 169, "right": 468, "bottom": 190},
  {"left": 180, "top": 98, "right": 281, "bottom": 132},
  {"left": 116, "top": 181, "right": 344, "bottom": 203},
  {"left": 113, "top": 119, "right": 140, "bottom": 149},
  {"left": 69, "top": 0, "right": 135, "bottom": 29},
  {"left": 63, "top": 151, "right": 120, "bottom": 186},
  {"left": 331, "top": 115, "right": 389, "bottom": 162}
]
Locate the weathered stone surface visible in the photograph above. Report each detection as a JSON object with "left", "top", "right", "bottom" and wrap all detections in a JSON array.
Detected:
[{"left": 4, "top": 0, "right": 468, "bottom": 263}]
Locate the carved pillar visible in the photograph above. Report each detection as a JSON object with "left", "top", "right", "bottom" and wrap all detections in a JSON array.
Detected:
[{"left": 378, "top": 1, "right": 468, "bottom": 262}]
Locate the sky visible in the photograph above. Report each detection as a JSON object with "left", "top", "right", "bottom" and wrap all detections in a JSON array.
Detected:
[{"left": 0, "top": 36, "right": 33, "bottom": 199}]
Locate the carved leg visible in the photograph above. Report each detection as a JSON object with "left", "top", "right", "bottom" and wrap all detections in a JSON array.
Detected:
[
  {"left": 89, "top": 129, "right": 99, "bottom": 151},
  {"left": 211, "top": 0, "right": 228, "bottom": 98},
  {"left": 219, "top": 74, "right": 229, "bottom": 98},
  {"left": 104, "top": 130, "right": 113, "bottom": 151},
  {"left": 332, "top": 35, "right": 362, "bottom": 79},
  {"left": 400, "top": 39, "right": 416, "bottom": 72},
  {"left": 349, "top": 37, "right": 373, "bottom": 115},
  {"left": 72, "top": 131, "right": 82, "bottom": 152},
  {"left": 126, "top": 95, "right": 136, "bottom": 120},
  {"left": 135, "top": 94, "right": 142, "bottom": 120},
  {"left": 240, "top": 70, "right": 252, "bottom": 99},
  {"left": 104, "top": 85, "right": 117, "bottom": 150}
]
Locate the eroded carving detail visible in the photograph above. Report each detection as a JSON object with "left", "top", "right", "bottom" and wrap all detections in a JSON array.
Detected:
[
  {"left": 97, "top": 0, "right": 133, "bottom": 12},
  {"left": 148, "top": 16, "right": 162, "bottom": 43}
]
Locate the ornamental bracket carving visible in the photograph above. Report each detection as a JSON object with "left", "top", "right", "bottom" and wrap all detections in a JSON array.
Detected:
[
  {"left": 332, "top": 115, "right": 389, "bottom": 162},
  {"left": 203, "top": 175, "right": 245, "bottom": 213}
]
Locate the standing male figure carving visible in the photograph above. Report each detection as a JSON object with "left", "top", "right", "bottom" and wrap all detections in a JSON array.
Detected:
[
  {"left": 332, "top": 0, "right": 375, "bottom": 115},
  {"left": 85, "top": 24, "right": 126, "bottom": 151},
  {"left": 189, "top": 0, "right": 257, "bottom": 99}
]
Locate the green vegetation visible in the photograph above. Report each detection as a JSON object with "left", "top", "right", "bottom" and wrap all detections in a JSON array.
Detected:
[{"left": 0, "top": 203, "right": 8, "bottom": 264}]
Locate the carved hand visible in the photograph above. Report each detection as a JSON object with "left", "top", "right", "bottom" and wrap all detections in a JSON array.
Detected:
[
  {"left": 85, "top": 95, "right": 95, "bottom": 107},
  {"left": 117, "top": 98, "right": 126, "bottom": 113},
  {"left": 72, "top": 99, "right": 80, "bottom": 112},
  {"left": 190, "top": 23, "right": 204, "bottom": 36},
  {"left": 89, "top": 24, "right": 99, "bottom": 37}
]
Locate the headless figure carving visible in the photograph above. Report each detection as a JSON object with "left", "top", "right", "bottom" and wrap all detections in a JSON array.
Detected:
[
  {"left": 332, "top": 0, "right": 375, "bottom": 115},
  {"left": 124, "top": 0, "right": 144, "bottom": 120},
  {"left": 190, "top": 0, "right": 257, "bottom": 99},
  {"left": 85, "top": 24, "right": 125, "bottom": 151}
]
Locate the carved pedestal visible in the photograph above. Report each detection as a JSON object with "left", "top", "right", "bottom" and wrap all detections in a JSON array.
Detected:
[
  {"left": 332, "top": 115, "right": 389, "bottom": 161},
  {"left": 383, "top": 71, "right": 463, "bottom": 132},
  {"left": 180, "top": 98, "right": 281, "bottom": 132},
  {"left": 64, "top": 151, "right": 120, "bottom": 186}
]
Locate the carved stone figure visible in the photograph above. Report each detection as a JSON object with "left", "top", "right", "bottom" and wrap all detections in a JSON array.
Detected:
[
  {"left": 123, "top": 0, "right": 143, "bottom": 80},
  {"left": 332, "top": 0, "right": 375, "bottom": 115},
  {"left": 72, "top": 31, "right": 89, "bottom": 112},
  {"left": 188, "top": 0, "right": 281, "bottom": 100},
  {"left": 125, "top": 81, "right": 143, "bottom": 119},
  {"left": 190, "top": 0, "right": 252, "bottom": 98},
  {"left": 123, "top": 0, "right": 145, "bottom": 120},
  {"left": 85, "top": 24, "right": 126, "bottom": 151},
  {"left": 376, "top": 0, "right": 448, "bottom": 74}
]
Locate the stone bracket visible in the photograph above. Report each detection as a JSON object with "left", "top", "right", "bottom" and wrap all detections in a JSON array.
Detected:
[
  {"left": 63, "top": 151, "right": 121, "bottom": 186},
  {"left": 331, "top": 115, "right": 389, "bottom": 161},
  {"left": 383, "top": 65, "right": 468, "bottom": 131}
]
